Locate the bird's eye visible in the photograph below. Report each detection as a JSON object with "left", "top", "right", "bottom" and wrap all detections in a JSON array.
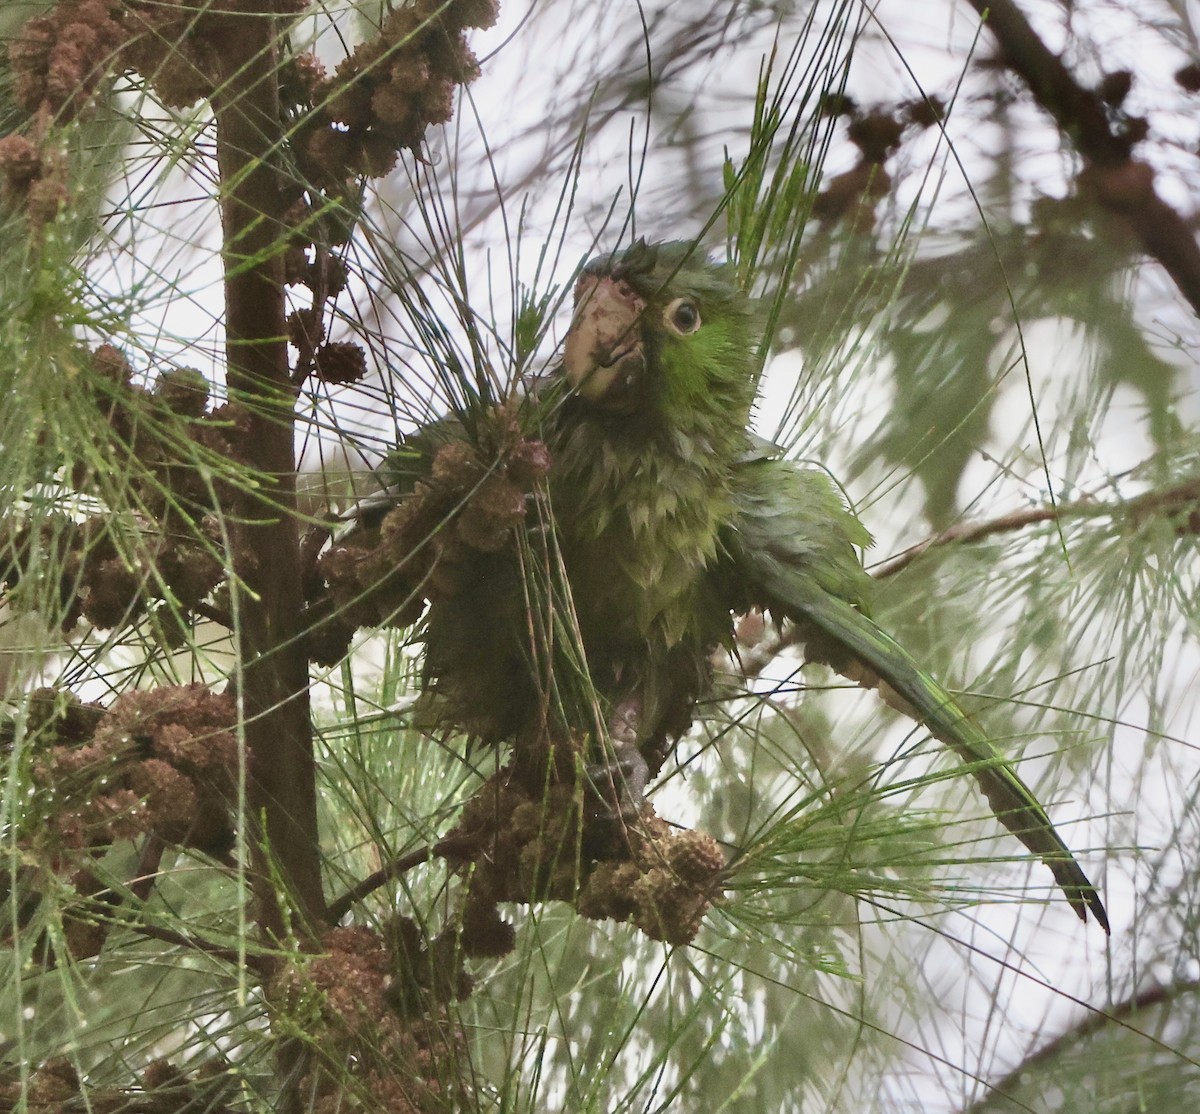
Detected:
[{"left": 665, "top": 297, "right": 701, "bottom": 335}]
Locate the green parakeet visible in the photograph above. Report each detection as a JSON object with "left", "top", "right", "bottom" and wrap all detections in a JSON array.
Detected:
[{"left": 349, "top": 239, "right": 1108, "bottom": 931}]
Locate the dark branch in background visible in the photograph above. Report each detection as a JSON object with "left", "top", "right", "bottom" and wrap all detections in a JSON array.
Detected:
[
  {"left": 968, "top": 0, "right": 1200, "bottom": 317},
  {"left": 328, "top": 835, "right": 472, "bottom": 921},
  {"left": 189, "top": 600, "right": 233, "bottom": 629},
  {"left": 734, "top": 476, "right": 1200, "bottom": 674},
  {"left": 77, "top": 898, "right": 276, "bottom": 979},
  {"left": 875, "top": 476, "right": 1200, "bottom": 578},
  {"left": 962, "top": 978, "right": 1200, "bottom": 1114}
]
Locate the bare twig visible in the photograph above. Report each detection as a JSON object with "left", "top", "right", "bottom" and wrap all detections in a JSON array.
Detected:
[
  {"left": 189, "top": 600, "right": 233, "bottom": 629},
  {"left": 58, "top": 883, "right": 276, "bottom": 978},
  {"left": 876, "top": 476, "right": 1200, "bottom": 579},
  {"left": 967, "top": 0, "right": 1200, "bottom": 317},
  {"left": 127, "top": 921, "right": 275, "bottom": 978},
  {"left": 326, "top": 834, "right": 479, "bottom": 923},
  {"left": 962, "top": 978, "right": 1200, "bottom": 1114},
  {"left": 732, "top": 475, "right": 1200, "bottom": 675}
]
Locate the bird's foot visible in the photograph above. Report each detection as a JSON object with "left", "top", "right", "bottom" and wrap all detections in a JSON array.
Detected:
[
  {"left": 585, "top": 743, "right": 649, "bottom": 820},
  {"left": 585, "top": 699, "right": 649, "bottom": 820}
]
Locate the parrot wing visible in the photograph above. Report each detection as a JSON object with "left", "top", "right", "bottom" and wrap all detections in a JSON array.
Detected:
[{"left": 722, "top": 453, "right": 1109, "bottom": 931}]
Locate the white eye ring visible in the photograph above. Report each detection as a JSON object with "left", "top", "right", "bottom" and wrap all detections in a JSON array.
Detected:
[{"left": 664, "top": 297, "right": 701, "bottom": 335}]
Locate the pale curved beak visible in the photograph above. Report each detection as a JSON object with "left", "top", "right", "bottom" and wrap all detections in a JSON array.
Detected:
[{"left": 563, "top": 275, "right": 646, "bottom": 405}]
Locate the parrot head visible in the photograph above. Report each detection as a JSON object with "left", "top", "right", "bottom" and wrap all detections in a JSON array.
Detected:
[{"left": 562, "top": 240, "right": 760, "bottom": 421}]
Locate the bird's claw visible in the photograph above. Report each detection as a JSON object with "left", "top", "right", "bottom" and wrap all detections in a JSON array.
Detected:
[{"left": 585, "top": 743, "right": 649, "bottom": 821}]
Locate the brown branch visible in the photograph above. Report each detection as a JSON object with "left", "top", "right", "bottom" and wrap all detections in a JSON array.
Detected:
[
  {"left": 874, "top": 503, "right": 1061, "bottom": 580},
  {"left": 71, "top": 835, "right": 168, "bottom": 959},
  {"left": 327, "top": 846, "right": 433, "bottom": 924},
  {"left": 212, "top": 15, "right": 325, "bottom": 933},
  {"left": 962, "top": 978, "right": 1200, "bottom": 1114},
  {"left": 80, "top": 902, "right": 276, "bottom": 979},
  {"left": 189, "top": 600, "right": 233, "bottom": 628},
  {"left": 325, "top": 834, "right": 480, "bottom": 923},
  {"left": 729, "top": 475, "right": 1200, "bottom": 676},
  {"left": 127, "top": 835, "right": 166, "bottom": 903},
  {"left": 966, "top": 0, "right": 1200, "bottom": 317},
  {"left": 875, "top": 476, "right": 1200, "bottom": 579},
  {"left": 969, "top": 0, "right": 1126, "bottom": 165}
]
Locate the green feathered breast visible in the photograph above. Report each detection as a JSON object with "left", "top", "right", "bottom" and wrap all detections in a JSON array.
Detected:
[{"left": 540, "top": 240, "right": 764, "bottom": 763}]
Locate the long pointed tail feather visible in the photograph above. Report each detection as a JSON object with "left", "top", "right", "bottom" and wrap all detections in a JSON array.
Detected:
[{"left": 792, "top": 588, "right": 1109, "bottom": 932}]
